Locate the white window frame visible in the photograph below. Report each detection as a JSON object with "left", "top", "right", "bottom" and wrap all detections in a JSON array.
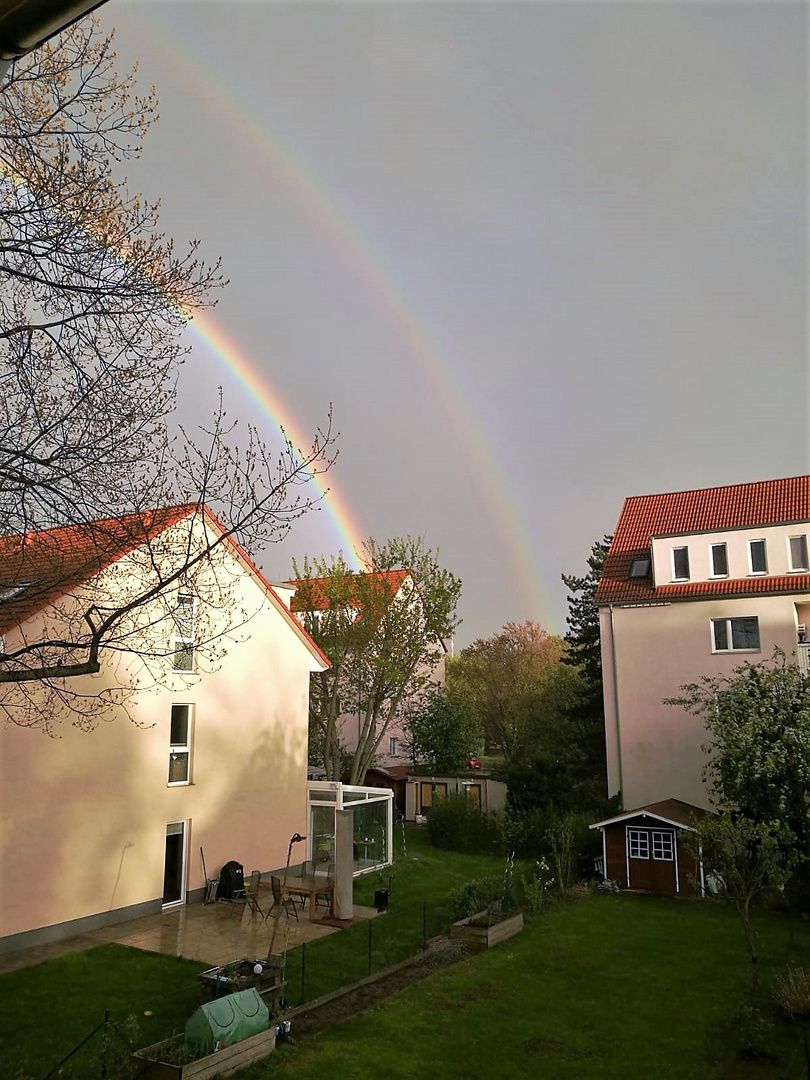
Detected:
[
  {"left": 788, "top": 535, "right": 809, "bottom": 573},
  {"left": 173, "top": 594, "right": 196, "bottom": 672},
  {"left": 168, "top": 703, "right": 193, "bottom": 786},
  {"left": 627, "top": 828, "right": 649, "bottom": 859},
  {"left": 671, "top": 546, "right": 690, "bottom": 582},
  {"left": 709, "top": 542, "right": 729, "bottom": 578},
  {"left": 711, "top": 616, "right": 761, "bottom": 653},
  {"left": 651, "top": 830, "right": 674, "bottom": 861},
  {"left": 747, "top": 539, "right": 768, "bottom": 576},
  {"left": 389, "top": 736, "right": 399, "bottom": 756}
]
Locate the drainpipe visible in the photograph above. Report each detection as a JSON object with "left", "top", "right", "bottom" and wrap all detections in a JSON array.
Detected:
[{"left": 608, "top": 603, "right": 624, "bottom": 800}]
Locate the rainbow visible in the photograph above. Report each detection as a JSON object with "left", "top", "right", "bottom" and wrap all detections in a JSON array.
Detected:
[
  {"left": 94, "top": 11, "right": 553, "bottom": 621},
  {"left": 186, "top": 309, "right": 367, "bottom": 566}
]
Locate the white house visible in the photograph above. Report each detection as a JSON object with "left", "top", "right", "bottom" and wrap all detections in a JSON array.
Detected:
[
  {"left": 0, "top": 506, "right": 328, "bottom": 955},
  {"left": 596, "top": 474, "right": 810, "bottom": 812}
]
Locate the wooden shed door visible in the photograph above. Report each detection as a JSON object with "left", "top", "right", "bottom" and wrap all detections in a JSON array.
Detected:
[{"left": 626, "top": 827, "right": 677, "bottom": 893}]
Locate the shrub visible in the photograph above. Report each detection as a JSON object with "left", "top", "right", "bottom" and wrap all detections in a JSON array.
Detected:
[
  {"left": 426, "top": 792, "right": 503, "bottom": 855},
  {"left": 447, "top": 875, "right": 505, "bottom": 921},
  {"left": 773, "top": 967, "right": 810, "bottom": 1020}
]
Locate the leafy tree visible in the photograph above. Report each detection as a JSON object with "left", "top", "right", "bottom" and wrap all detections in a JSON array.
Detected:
[
  {"left": 689, "top": 813, "right": 796, "bottom": 987},
  {"left": 0, "top": 20, "right": 334, "bottom": 730},
  {"left": 668, "top": 650, "right": 810, "bottom": 888},
  {"left": 404, "top": 687, "right": 482, "bottom": 773},
  {"left": 448, "top": 621, "right": 564, "bottom": 760},
  {"left": 292, "top": 537, "right": 461, "bottom": 784}
]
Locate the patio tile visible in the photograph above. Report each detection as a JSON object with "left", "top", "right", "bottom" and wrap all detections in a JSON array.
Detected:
[{"left": 0, "top": 899, "right": 379, "bottom": 975}]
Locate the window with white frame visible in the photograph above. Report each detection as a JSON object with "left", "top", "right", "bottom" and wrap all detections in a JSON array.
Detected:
[
  {"left": 671, "top": 547, "right": 690, "bottom": 581},
  {"left": 627, "top": 829, "right": 649, "bottom": 859},
  {"left": 173, "top": 594, "right": 195, "bottom": 671},
  {"left": 789, "top": 535, "right": 809, "bottom": 573},
  {"left": 389, "top": 736, "right": 399, "bottom": 756},
  {"left": 712, "top": 616, "right": 760, "bottom": 653},
  {"left": 748, "top": 539, "right": 767, "bottom": 575},
  {"left": 651, "top": 831, "right": 674, "bottom": 861},
  {"left": 710, "top": 543, "right": 728, "bottom": 578},
  {"left": 168, "top": 704, "right": 193, "bottom": 785}
]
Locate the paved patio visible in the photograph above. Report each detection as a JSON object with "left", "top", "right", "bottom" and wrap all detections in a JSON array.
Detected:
[{"left": 0, "top": 896, "right": 380, "bottom": 976}]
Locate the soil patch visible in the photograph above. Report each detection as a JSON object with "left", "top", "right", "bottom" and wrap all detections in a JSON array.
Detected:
[{"left": 283, "top": 938, "right": 469, "bottom": 1039}]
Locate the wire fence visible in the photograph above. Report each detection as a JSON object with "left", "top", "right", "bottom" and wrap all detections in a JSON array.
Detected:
[{"left": 19, "top": 896, "right": 456, "bottom": 1080}]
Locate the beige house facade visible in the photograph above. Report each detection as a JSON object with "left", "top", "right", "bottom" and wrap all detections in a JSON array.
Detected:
[
  {"left": 0, "top": 508, "right": 328, "bottom": 955},
  {"left": 597, "top": 475, "right": 810, "bottom": 812}
]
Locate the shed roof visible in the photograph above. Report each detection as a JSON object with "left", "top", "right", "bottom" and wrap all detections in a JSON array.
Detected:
[{"left": 590, "top": 798, "right": 711, "bottom": 831}]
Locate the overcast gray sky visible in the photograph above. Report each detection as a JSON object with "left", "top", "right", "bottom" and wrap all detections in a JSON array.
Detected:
[{"left": 106, "top": 1, "right": 807, "bottom": 646}]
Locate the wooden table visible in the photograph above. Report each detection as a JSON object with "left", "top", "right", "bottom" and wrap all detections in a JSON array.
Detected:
[{"left": 281, "top": 874, "right": 335, "bottom": 920}]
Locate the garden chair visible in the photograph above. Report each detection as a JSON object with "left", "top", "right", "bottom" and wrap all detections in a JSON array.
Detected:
[
  {"left": 245, "top": 869, "right": 264, "bottom": 918},
  {"left": 268, "top": 876, "right": 299, "bottom": 921}
]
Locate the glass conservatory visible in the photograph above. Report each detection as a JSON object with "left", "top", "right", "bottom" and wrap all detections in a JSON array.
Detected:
[{"left": 307, "top": 781, "right": 393, "bottom": 876}]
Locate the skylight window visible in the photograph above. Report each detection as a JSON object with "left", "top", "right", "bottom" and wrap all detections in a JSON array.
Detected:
[
  {"left": 629, "top": 557, "right": 651, "bottom": 579},
  {"left": 0, "top": 582, "right": 33, "bottom": 603}
]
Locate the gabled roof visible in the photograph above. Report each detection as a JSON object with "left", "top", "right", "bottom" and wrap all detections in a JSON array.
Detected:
[
  {"left": 590, "top": 798, "right": 711, "bottom": 831},
  {"left": 596, "top": 475, "right": 810, "bottom": 605},
  {"left": 0, "top": 506, "right": 195, "bottom": 635},
  {"left": 0, "top": 505, "right": 328, "bottom": 668},
  {"left": 287, "top": 569, "right": 410, "bottom": 613}
]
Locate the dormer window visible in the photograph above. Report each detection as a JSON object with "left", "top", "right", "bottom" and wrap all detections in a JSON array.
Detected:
[
  {"left": 629, "top": 557, "right": 650, "bottom": 579},
  {"left": 789, "top": 535, "right": 809, "bottom": 572},
  {"left": 748, "top": 539, "right": 767, "bottom": 576},
  {"left": 672, "top": 547, "right": 690, "bottom": 582},
  {"left": 710, "top": 543, "right": 728, "bottom": 578}
]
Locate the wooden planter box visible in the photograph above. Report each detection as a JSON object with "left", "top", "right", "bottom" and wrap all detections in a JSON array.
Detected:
[
  {"left": 449, "top": 910, "right": 524, "bottom": 951},
  {"left": 132, "top": 1026, "right": 275, "bottom": 1080},
  {"left": 197, "top": 959, "right": 285, "bottom": 1004}
]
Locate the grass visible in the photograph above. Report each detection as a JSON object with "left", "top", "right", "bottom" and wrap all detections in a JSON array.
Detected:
[
  {"left": 239, "top": 894, "right": 810, "bottom": 1080},
  {"left": 283, "top": 825, "right": 513, "bottom": 1005},
  {"left": 0, "top": 827, "right": 508, "bottom": 1077},
  {"left": 0, "top": 943, "right": 205, "bottom": 1078}
]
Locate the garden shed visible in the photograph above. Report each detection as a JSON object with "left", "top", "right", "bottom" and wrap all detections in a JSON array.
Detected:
[{"left": 590, "top": 799, "right": 708, "bottom": 897}]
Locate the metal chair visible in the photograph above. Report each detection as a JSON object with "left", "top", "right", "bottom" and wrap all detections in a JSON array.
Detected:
[
  {"left": 245, "top": 870, "right": 264, "bottom": 918},
  {"left": 269, "top": 876, "right": 299, "bottom": 921}
]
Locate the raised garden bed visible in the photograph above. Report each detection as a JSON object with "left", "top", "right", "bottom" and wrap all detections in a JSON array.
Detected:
[
  {"left": 133, "top": 1026, "right": 276, "bottom": 1080},
  {"left": 449, "top": 909, "right": 524, "bottom": 951},
  {"left": 197, "top": 959, "right": 285, "bottom": 1004}
]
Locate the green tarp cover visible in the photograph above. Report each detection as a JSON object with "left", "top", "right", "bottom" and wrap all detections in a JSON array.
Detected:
[{"left": 185, "top": 987, "right": 269, "bottom": 1053}]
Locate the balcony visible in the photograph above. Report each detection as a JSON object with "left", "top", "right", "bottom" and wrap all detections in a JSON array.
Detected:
[{"left": 799, "top": 642, "right": 810, "bottom": 677}]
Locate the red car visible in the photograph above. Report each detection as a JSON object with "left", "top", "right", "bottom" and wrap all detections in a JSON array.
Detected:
[{"left": 467, "top": 757, "right": 482, "bottom": 770}]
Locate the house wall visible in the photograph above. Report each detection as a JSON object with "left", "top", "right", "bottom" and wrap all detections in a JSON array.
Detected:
[
  {"left": 601, "top": 591, "right": 810, "bottom": 810},
  {"left": 336, "top": 649, "right": 446, "bottom": 771},
  {"left": 0, "top": 527, "right": 320, "bottom": 953}
]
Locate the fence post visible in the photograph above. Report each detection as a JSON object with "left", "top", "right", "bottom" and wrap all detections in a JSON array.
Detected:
[
  {"left": 422, "top": 900, "right": 427, "bottom": 949},
  {"left": 368, "top": 918, "right": 373, "bottom": 976},
  {"left": 300, "top": 942, "right": 306, "bottom": 1006}
]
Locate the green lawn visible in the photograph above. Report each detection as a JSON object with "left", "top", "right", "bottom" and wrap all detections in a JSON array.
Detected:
[
  {"left": 241, "top": 894, "right": 810, "bottom": 1080},
  {"left": 4, "top": 828, "right": 810, "bottom": 1079},
  {"left": 0, "top": 827, "right": 508, "bottom": 1077}
]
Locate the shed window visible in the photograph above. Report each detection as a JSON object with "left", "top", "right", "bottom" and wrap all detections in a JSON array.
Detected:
[
  {"left": 627, "top": 829, "right": 649, "bottom": 859},
  {"left": 652, "top": 831, "right": 674, "bottom": 861}
]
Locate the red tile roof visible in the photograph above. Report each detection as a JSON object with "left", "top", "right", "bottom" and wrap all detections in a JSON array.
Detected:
[
  {"left": 0, "top": 507, "right": 329, "bottom": 667},
  {"left": 596, "top": 475, "right": 810, "bottom": 605},
  {"left": 0, "top": 506, "right": 195, "bottom": 634},
  {"left": 287, "top": 569, "right": 410, "bottom": 613}
]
